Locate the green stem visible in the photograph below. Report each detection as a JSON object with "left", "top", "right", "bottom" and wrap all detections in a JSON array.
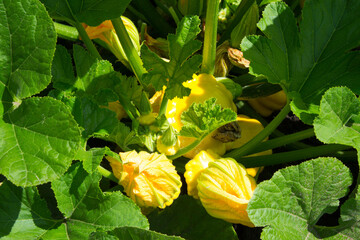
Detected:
[
  {"left": 201, "top": 0, "right": 220, "bottom": 75},
  {"left": 158, "top": 92, "right": 168, "bottom": 116},
  {"left": 54, "top": 22, "right": 79, "bottom": 41},
  {"left": 218, "top": 0, "right": 256, "bottom": 45},
  {"left": 73, "top": 22, "right": 102, "bottom": 60},
  {"left": 236, "top": 144, "right": 352, "bottom": 168},
  {"left": 111, "top": 18, "right": 147, "bottom": 83},
  {"left": 168, "top": 7, "right": 180, "bottom": 25},
  {"left": 97, "top": 166, "right": 119, "bottom": 183},
  {"left": 225, "top": 102, "right": 291, "bottom": 158},
  {"left": 239, "top": 102, "right": 310, "bottom": 149},
  {"left": 248, "top": 128, "right": 315, "bottom": 154},
  {"left": 168, "top": 135, "right": 207, "bottom": 160}
]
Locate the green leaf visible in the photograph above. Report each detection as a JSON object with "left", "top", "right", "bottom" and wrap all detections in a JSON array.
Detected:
[
  {"left": 141, "top": 16, "right": 202, "bottom": 99},
  {"left": 148, "top": 195, "right": 238, "bottom": 240},
  {"left": 40, "top": 0, "right": 131, "bottom": 26},
  {"left": 52, "top": 162, "right": 149, "bottom": 240},
  {"left": 72, "top": 96, "right": 118, "bottom": 140},
  {"left": 258, "top": 0, "right": 282, "bottom": 7},
  {"left": 76, "top": 147, "right": 107, "bottom": 173},
  {"left": 51, "top": 45, "right": 76, "bottom": 90},
  {"left": 0, "top": 97, "right": 81, "bottom": 187},
  {"left": 0, "top": 181, "right": 62, "bottom": 239},
  {"left": 230, "top": 2, "right": 259, "bottom": 48},
  {"left": 104, "top": 122, "right": 133, "bottom": 151},
  {"left": 312, "top": 192, "right": 360, "bottom": 239},
  {"left": 247, "top": 157, "right": 353, "bottom": 239},
  {"left": 314, "top": 87, "right": 360, "bottom": 150},
  {"left": 109, "top": 227, "right": 185, "bottom": 240},
  {"left": 241, "top": 0, "right": 360, "bottom": 124},
  {"left": 180, "top": 98, "right": 237, "bottom": 138},
  {"left": 0, "top": 0, "right": 56, "bottom": 105}
]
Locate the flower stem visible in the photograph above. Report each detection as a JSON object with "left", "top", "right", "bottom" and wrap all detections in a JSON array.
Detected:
[
  {"left": 111, "top": 17, "right": 147, "bottom": 84},
  {"left": 73, "top": 22, "right": 102, "bottom": 60},
  {"left": 53, "top": 22, "right": 79, "bottom": 41},
  {"left": 168, "top": 136, "right": 206, "bottom": 160},
  {"left": 235, "top": 144, "right": 352, "bottom": 168},
  {"left": 225, "top": 102, "right": 291, "bottom": 158},
  {"left": 218, "top": 0, "right": 256, "bottom": 45},
  {"left": 201, "top": 0, "right": 220, "bottom": 75},
  {"left": 97, "top": 166, "right": 119, "bottom": 183},
  {"left": 248, "top": 128, "right": 315, "bottom": 154}
]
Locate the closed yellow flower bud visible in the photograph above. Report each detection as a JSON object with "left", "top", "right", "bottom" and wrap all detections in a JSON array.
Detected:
[
  {"left": 107, "top": 150, "right": 182, "bottom": 209},
  {"left": 83, "top": 16, "right": 140, "bottom": 68},
  {"left": 197, "top": 158, "right": 256, "bottom": 227},
  {"left": 184, "top": 150, "right": 219, "bottom": 198}
]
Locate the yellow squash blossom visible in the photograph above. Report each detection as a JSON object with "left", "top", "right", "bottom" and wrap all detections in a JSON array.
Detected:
[
  {"left": 184, "top": 150, "right": 219, "bottom": 198},
  {"left": 106, "top": 150, "right": 182, "bottom": 209},
  {"left": 197, "top": 158, "right": 256, "bottom": 227},
  {"left": 83, "top": 16, "right": 140, "bottom": 67}
]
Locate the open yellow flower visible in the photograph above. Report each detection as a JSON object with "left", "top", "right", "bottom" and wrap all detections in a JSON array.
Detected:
[
  {"left": 197, "top": 158, "right": 256, "bottom": 227},
  {"left": 107, "top": 150, "right": 182, "bottom": 209}
]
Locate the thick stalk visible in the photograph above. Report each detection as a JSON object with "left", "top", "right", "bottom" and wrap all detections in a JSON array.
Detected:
[
  {"left": 236, "top": 144, "right": 352, "bottom": 168},
  {"left": 111, "top": 18, "right": 147, "bottom": 83},
  {"left": 248, "top": 128, "right": 315, "bottom": 154},
  {"left": 218, "top": 0, "right": 256, "bottom": 45},
  {"left": 73, "top": 22, "right": 102, "bottom": 60},
  {"left": 225, "top": 102, "right": 291, "bottom": 158},
  {"left": 97, "top": 166, "right": 119, "bottom": 183},
  {"left": 239, "top": 102, "right": 310, "bottom": 149},
  {"left": 54, "top": 22, "right": 79, "bottom": 41},
  {"left": 201, "top": 0, "right": 220, "bottom": 75}
]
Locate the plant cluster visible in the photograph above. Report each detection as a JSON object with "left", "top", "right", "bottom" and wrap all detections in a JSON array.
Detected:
[{"left": 0, "top": 0, "right": 359, "bottom": 239}]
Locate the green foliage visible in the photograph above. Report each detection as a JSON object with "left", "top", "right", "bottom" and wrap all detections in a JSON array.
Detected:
[
  {"left": 241, "top": 0, "right": 360, "bottom": 124},
  {"left": 314, "top": 87, "right": 360, "bottom": 150},
  {"left": 0, "top": 181, "right": 62, "bottom": 239},
  {"left": 0, "top": 0, "right": 56, "bottom": 103},
  {"left": 248, "top": 157, "right": 355, "bottom": 239},
  {"left": 180, "top": 98, "right": 237, "bottom": 138},
  {"left": 51, "top": 162, "right": 149, "bottom": 239},
  {"left": 148, "top": 195, "right": 238, "bottom": 240},
  {"left": 0, "top": 97, "right": 81, "bottom": 187},
  {"left": 141, "top": 15, "right": 202, "bottom": 99},
  {"left": 0, "top": 0, "right": 81, "bottom": 187},
  {"left": 90, "top": 227, "right": 185, "bottom": 240},
  {"left": 40, "top": 0, "right": 131, "bottom": 25}
]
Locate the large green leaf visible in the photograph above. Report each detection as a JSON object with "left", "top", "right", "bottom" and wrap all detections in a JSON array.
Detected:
[
  {"left": 247, "top": 157, "right": 354, "bottom": 239},
  {"left": 0, "top": 181, "right": 62, "bottom": 239},
  {"left": 314, "top": 87, "right": 360, "bottom": 150},
  {"left": 141, "top": 15, "right": 202, "bottom": 99},
  {"left": 40, "top": 0, "right": 131, "bottom": 26},
  {"left": 0, "top": 0, "right": 56, "bottom": 106},
  {"left": 148, "top": 195, "right": 238, "bottom": 240},
  {"left": 52, "top": 162, "right": 149, "bottom": 240},
  {"left": 241, "top": 0, "right": 360, "bottom": 124},
  {"left": 90, "top": 227, "right": 185, "bottom": 240},
  {"left": 0, "top": 97, "right": 81, "bottom": 187}
]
